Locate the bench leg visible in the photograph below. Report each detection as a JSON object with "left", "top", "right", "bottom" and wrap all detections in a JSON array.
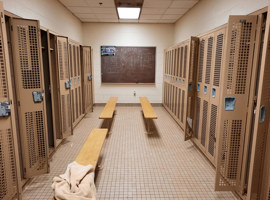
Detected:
[{"left": 147, "top": 119, "right": 150, "bottom": 133}]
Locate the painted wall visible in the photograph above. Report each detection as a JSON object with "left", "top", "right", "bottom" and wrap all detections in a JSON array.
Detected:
[
  {"left": 83, "top": 23, "right": 174, "bottom": 103},
  {"left": 2, "top": 0, "right": 83, "bottom": 43},
  {"left": 174, "top": 0, "right": 268, "bottom": 44}
]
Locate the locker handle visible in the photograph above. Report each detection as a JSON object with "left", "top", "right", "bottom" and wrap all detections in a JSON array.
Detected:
[
  {"left": 0, "top": 101, "right": 11, "bottom": 117},
  {"left": 182, "top": 80, "right": 185, "bottom": 85},
  {"left": 197, "top": 84, "right": 200, "bottom": 92},
  {"left": 188, "top": 84, "right": 192, "bottom": 92},
  {"left": 179, "top": 78, "right": 181, "bottom": 84},
  {"left": 224, "top": 97, "right": 236, "bottom": 111},
  {"left": 32, "top": 91, "right": 44, "bottom": 103},
  {"left": 88, "top": 75, "right": 92, "bottom": 81},
  {"left": 204, "top": 86, "right": 207, "bottom": 94},
  {"left": 65, "top": 81, "right": 71, "bottom": 89},
  {"left": 212, "top": 88, "right": 216, "bottom": 98},
  {"left": 259, "top": 105, "right": 266, "bottom": 123}
]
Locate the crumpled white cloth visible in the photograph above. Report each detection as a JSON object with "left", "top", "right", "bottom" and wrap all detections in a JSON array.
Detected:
[{"left": 52, "top": 161, "right": 96, "bottom": 200}]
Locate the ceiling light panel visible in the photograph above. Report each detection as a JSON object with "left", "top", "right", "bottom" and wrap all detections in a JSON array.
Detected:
[{"left": 117, "top": 7, "right": 141, "bottom": 19}]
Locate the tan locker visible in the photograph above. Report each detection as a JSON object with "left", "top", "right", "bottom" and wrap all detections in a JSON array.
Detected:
[
  {"left": 10, "top": 18, "right": 49, "bottom": 178},
  {"left": 163, "top": 38, "right": 199, "bottom": 136},
  {"left": 48, "top": 32, "right": 62, "bottom": 148},
  {"left": 56, "top": 36, "right": 72, "bottom": 138},
  {"left": 69, "top": 40, "right": 83, "bottom": 127},
  {"left": 215, "top": 15, "right": 257, "bottom": 191},
  {"left": 184, "top": 37, "right": 199, "bottom": 141},
  {"left": 191, "top": 27, "right": 226, "bottom": 166},
  {"left": 0, "top": 3, "right": 22, "bottom": 199},
  {"left": 81, "top": 46, "right": 93, "bottom": 113},
  {"left": 247, "top": 11, "right": 270, "bottom": 200}
]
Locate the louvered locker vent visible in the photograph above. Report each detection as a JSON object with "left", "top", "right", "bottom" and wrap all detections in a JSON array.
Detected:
[
  {"left": 0, "top": 130, "right": 17, "bottom": 200},
  {"left": 208, "top": 104, "right": 217, "bottom": 156},
  {"left": 213, "top": 34, "right": 224, "bottom": 87},
  {"left": 194, "top": 97, "right": 201, "bottom": 139},
  {"left": 205, "top": 37, "right": 213, "bottom": 84},
  {"left": 215, "top": 16, "right": 257, "bottom": 191},
  {"left": 18, "top": 26, "right": 41, "bottom": 89},
  {"left": 198, "top": 39, "right": 205, "bottom": 83},
  {"left": 25, "top": 111, "right": 46, "bottom": 169},
  {"left": 0, "top": 40, "right": 7, "bottom": 98}
]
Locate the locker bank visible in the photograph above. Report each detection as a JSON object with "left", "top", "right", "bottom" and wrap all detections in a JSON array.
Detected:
[{"left": 0, "top": 0, "right": 270, "bottom": 199}]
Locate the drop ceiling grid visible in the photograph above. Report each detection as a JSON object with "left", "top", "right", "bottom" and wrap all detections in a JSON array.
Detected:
[{"left": 58, "top": 0, "right": 199, "bottom": 23}]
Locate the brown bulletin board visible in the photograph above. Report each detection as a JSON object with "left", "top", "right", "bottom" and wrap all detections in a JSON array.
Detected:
[{"left": 101, "top": 46, "right": 156, "bottom": 83}]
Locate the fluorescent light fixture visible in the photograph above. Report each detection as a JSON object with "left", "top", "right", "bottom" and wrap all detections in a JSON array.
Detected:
[{"left": 117, "top": 7, "right": 141, "bottom": 19}]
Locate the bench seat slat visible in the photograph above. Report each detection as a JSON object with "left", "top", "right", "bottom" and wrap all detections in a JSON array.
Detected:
[
  {"left": 99, "top": 97, "right": 118, "bottom": 119},
  {"left": 139, "top": 97, "right": 158, "bottom": 119},
  {"left": 75, "top": 128, "right": 108, "bottom": 168}
]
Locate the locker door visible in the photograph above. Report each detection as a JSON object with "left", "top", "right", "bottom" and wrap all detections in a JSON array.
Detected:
[
  {"left": 81, "top": 46, "right": 93, "bottom": 113},
  {"left": 248, "top": 10, "right": 270, "bottom": 200},
  {"left": 56, "top": 36, "right": 71, "bottom": 138},
  {"left": 0, "top": 3, "right": 21, "bottom": 199},
  {"left": 185, "top": 37, "right": 199, "bottom": 141},
  {"left": 10, "top": 18, "right": 49, "bottom": 178},
  {"left": 215, "top": 15, "right": 257, "bottom": 191}
]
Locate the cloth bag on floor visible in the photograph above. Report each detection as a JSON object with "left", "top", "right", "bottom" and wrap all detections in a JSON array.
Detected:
[{"left": 52, "top": 161, "right": 96, "bottom": 200}]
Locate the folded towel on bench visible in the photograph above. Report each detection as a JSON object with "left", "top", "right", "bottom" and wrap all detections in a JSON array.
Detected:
[{"left": 52, "top": 161, "right": 96, "bottom": 200}]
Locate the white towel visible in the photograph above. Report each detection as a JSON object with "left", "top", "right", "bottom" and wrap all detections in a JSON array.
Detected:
[{"left": 52, "top": 161, "right": 96, "bottom": 200}]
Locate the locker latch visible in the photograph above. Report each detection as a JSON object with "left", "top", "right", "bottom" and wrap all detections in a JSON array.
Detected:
[
  {"left": 188, "top": 84, "right": 192, "bottom": 92},
  {"left": 0, "top": 101, "right": 11, "bottom": 117},
  {"left": 88, "top": 75, "right": 92, "bottom": 81},
  {"left": 32, "top": 91, "right": 44, "bottom": 103},
  {"left": 65, "top": 81, "right": 72, "bottom": 89},
  {"left": 259, "top": 105, "right": 266, "bottom": 123},
  {"left": 224, "top": 97, "right": 236, "bottom": 111}
]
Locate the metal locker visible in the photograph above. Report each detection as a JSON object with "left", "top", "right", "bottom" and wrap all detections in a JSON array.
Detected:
[
  {"left": 215, "top": 15, "right": 257, "bottom": 191},
  {"left": 184, "top": 37, "right": 199, "bottom": 141},
  {"left": 247, "top": 10, "right": 270, "bottom": 200},
  {"left": 56, "top": 36, "right": 72, "bottom": 138},
  {"left": 81, "top": 46, "right": 93, "bottom": 113},
  {"left": 0, "top": 3, "right": 22, "bottom": 199},
  {"left": 9, "top": 18, "right": 49, "bottom": 178},
  {"left": 191, "top": 26, "right": 226, "bottom": 166},
  {"left": 68, "top": 40, "right": 83, "bottom": 128}
]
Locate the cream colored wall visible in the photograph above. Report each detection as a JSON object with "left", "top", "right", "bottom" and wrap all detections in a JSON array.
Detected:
[
  {"left": 174, "top": 0, "right": 268, "bottom": 44},
  {"left": 83, "top": 23, "right": 174, "bottom": 103},
  {"left": 2, "top": 0, "right": 83, "bottom": 43}
]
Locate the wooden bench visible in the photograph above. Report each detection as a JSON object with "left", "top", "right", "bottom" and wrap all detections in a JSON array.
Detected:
[
  {"left": 53, "top": 128, "right": 108, "bottom": 200},
  {"left": 75, "top": 128, "right": 108, "bottom": 168},
  {"left": 139, "top": 97, "right": 158, "bottom": 133},
  {"left": 99, "top": 97, "right": 118, "bottom": 131}
]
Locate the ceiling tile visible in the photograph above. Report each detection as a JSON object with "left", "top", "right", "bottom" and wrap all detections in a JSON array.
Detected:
[
  {"left": 59, "top": 0, "right": 88, "bottom": 7},
  {"left": 159, "top": 19, "right": 176, "bottom": 23},
  {"left": 139, "top": 19, "right": 159, "bottom": 23},
  {"left": 170, "top": 0, "right": 198, "bottom": 8},
  {"left": 91, "top": 8, "right": 117, "bottom": 14},
  {"left": 161, "top": 14, "right": 181, "bottom": 20},
  {"left": 99, "top": 18, "right": 119, "bottom": 22},
  {"left": 140, "top": 15, "right": 161, "bottom": 20},
  {"left": 165, "top": 8, "right": 188, "bottom": 15},
  {"left": 85, "top": 0, "right": 115, "bottom": 7},
  {"left": 76, "top": 13, "right": 97, "bottom": 19},
  {"left": 143, "top": 0, "right": 173, "bottom": 8},
  {"left": 141, "top": 8, "right": 166, "bottom": 15},
  {"left": 81, "top": 18, "right": 100, "bottom": 22},
  {"left": 96, "top": 13, "right": 118, "bottom": 19},
  {"left": 67, "top": 6, "right": 93, "bottom": 13}
]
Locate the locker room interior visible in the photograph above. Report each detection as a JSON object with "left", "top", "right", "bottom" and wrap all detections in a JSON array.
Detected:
[{"left": 1, "top": 0, "right": 270, "bottom": 199}]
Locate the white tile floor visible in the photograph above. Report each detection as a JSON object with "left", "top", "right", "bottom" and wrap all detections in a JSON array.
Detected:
[{"left": 22, "top": 105, "right": 239, "bottom": 200}]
